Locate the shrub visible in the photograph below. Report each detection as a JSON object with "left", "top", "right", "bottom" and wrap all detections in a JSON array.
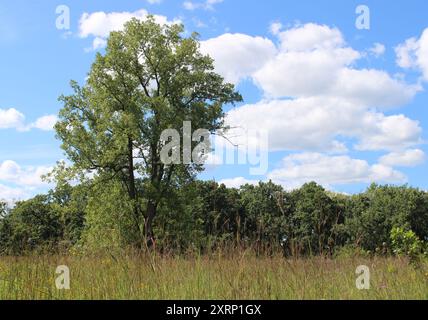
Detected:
[{"left": 390, "top": 227, "right": 426, "bottom": 263}]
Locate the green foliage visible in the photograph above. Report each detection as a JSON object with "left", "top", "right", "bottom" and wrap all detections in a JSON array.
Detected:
[
  {"left": 239, "top": 181, "right": 286, "bottom": 246},
  {"left": 289, "top": 183, "right": 344, "bottom": 255},
  {"left": 155, "top": 181, "right": 206, "bottom": 251},
  {"left": 0, "top": 201, "right": 7, "bottom": 217},
  {"left": 0, "top": 184, "right": 86, "bottom": 255},
  {"left": 79, "top": 179, "right": 139, "bottom": 252},
  {"left": 48, "top": 182, "right": 87, "bottom": 246},
  {"left": 0, "top": 196, "right": 62, "bottom": 254},
  {"left": 390, "top": 227, "right": 426, "bottom": 259},
  {"left": 343, "top": 184, "right": 428, "bottom": 251},
  {"left": 198, "top": 181, "right": 242, "bottom": 248}
]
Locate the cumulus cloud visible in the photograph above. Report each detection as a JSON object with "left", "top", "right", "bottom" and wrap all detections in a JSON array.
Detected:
[
  {"left": 0, "top": 160, "right": 52, "bottom": 187},
  {"left": 253, "top": 48, "right": 358, "bottom": 98},
  {"left": 0, "top": 108, "right": 57, "bottom": 132},
  {"left": 200, "top": 33, "right": 277, "bottom": 84},
  {"left": 200, "top": 24, "right": 423, "bottom": 160},
  {"left": 0, "top": 160, "right": 53, "bottom": 203},
  {"left": 354, "top": 113, "right": 422, "bottom": 151},
  {"left": 224, "top": 97, "right": 422, "bottom": 153},
  {"left": 395, "top": 28, "right": 428, "bottom": 81},
  {"left": 199, "top": 23, "right": 425, "bottom": 188},
  {"left": 278, "top": 23, "right": 345, "bottom": 52},
  {"left": 78, "top": 9, "right": 179, "bottom": 50},
  {"left": 252, "top": 24, "right": 419, "bottom": 106},
  {"left": 379, "top": 149, "right": 426, "bottom": 167},
  {"left": 334, "top": 69, "right": 419, "bottom": 109},
  {"left": 0, "top": 108, "right": 25, "bottom": 129},
  {"left": 202, "top": 23, "right": 419, "bottom": 107},
  {"left": 29, "top": 115, "right": 58, "bottom": 131},
  {"left": 268, "top": 153, "right": 406, "bottom": 189},
  {"left": 396, "top": 38, "right": 420, "bottom": 68}
]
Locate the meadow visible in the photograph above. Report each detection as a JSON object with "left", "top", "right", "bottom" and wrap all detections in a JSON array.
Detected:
[{"left": 0, "top": 251, "right": 426, "bottom": 300}]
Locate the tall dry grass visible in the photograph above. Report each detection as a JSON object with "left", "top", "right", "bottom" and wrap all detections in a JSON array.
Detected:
[{"left": 0, "top": 250, "right": 427, "bottom": 300}]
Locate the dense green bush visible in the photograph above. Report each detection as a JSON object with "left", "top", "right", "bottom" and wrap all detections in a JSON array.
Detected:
[
  {"left": 0, "top": 195, "right": 62, "bottom": 254},
  {"left": 0, "top": 184, "right": 86, "bottom": 255},
  {"left": 342, "top": 184, "right": 428, "bottom": 251},
  {"left": 391, "top": 227, "right": 427, "bottom": 259}
]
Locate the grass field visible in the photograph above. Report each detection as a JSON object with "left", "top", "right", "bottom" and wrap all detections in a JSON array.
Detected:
[{"left": 0, "top": 252, "right": 427, "bottom": 300}]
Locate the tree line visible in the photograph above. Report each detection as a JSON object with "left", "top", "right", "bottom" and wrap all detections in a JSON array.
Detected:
[{"left": 1, "top": 181, "right": 427, "bottom": 257}]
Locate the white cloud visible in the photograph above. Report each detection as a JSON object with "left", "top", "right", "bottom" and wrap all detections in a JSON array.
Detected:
[
  {"left": 147, "top": 0, "right": 163, "bottom": 4},
  {"left": 183, "top": 1, "right": 198, "bottom": 10},
  {"left": 78, "top": 9, "right": 179, "bottom": 50},
  {"left": 0, "top": 108, "right": 25, "bottom": 129},
  {"left": 0, "top": 184, "right": 27, "bottom": 204},
  {"left": 91, "top": 37, "right": 107, "bottom": 51},
  {"left": 269, "top": 22, "right": 283, "bottom": 35},
  {"left": 278, "top": 23, "right": 345, "bottom": 52},
  {"left": 198, "top": 23, "right": 423, "bottom": 160},
  {"left": 396, "top": 28, "right": 428, "bottom": 81},
  {"left": 203, "top": 24, "right": 418, "bottom": 108},
  {"left": 183, "top": 0, "right": 224, "bottom": 11},
  {"left": 200, "top": 33, "right": 277, "bottom": 84},
  {"left": 67, "top": 20, "right": 427, "bottom": 189},
  {"left": 219, "top": 177, "right": 258, "bottom": 189},
  {"left": 29, "top": 115, "right": 58, "bottom": 131},
  {"left": 253, "top": 48, "right": 360, "bottom": 98},
  {"left": 0, "top": 108, "right": 57, "bottom": 132},
  {"left": 0, "top": 160, "right": 52, "bottom": 187},
  {"left": 379, "top": 149, "right": 426, "bottom": 167},
  {"left": 207, "top": 0, "right": 224, "bottom": 6},
  {"left": 332, "top": 68, "right": 419, "bottom": 109},
  {"left": 396, "top": 38, "right": 419, "bottom": 68},
  {"left": 0, "top": 160, "right": 53, "bottom": 203},
  {"left": 225, "top": 97, "right": 422, "bottom": 153},
  {"left": 225, "top": 97, "right": 350, "bottom": 153},
  {"left": 369, "top": 43, "right": 386, "bottom": 57},
  {"left": 268, "top": 153, "right": 406, "bottom": 189},
  {"left": 355, "top": 113, "right": 422, "bottom": 151},
  {"left": 252, "top": 24, "right": 419, "bottom": 106}
]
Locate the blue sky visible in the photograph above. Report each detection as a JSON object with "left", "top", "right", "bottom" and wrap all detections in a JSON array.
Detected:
[{"left": 0, "top": 0, "right": 427, "bottom": 201}]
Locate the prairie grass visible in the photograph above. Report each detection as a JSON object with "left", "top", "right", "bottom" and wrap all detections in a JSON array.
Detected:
[{"left": 0, "top": 251, "right": 427, "bottom": 300}]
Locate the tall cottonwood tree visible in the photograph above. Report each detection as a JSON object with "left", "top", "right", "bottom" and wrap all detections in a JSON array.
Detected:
[{"left": 55, "top": 17, "right": 242, "bottom": 247}]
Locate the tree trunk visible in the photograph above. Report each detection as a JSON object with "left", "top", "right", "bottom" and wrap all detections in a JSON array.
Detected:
[
  {"left": 145, "top": 200, "right": 158, "bottom": 247},
  {"left": 127, "top": 138, "right": 143, "bottom": 246}
]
